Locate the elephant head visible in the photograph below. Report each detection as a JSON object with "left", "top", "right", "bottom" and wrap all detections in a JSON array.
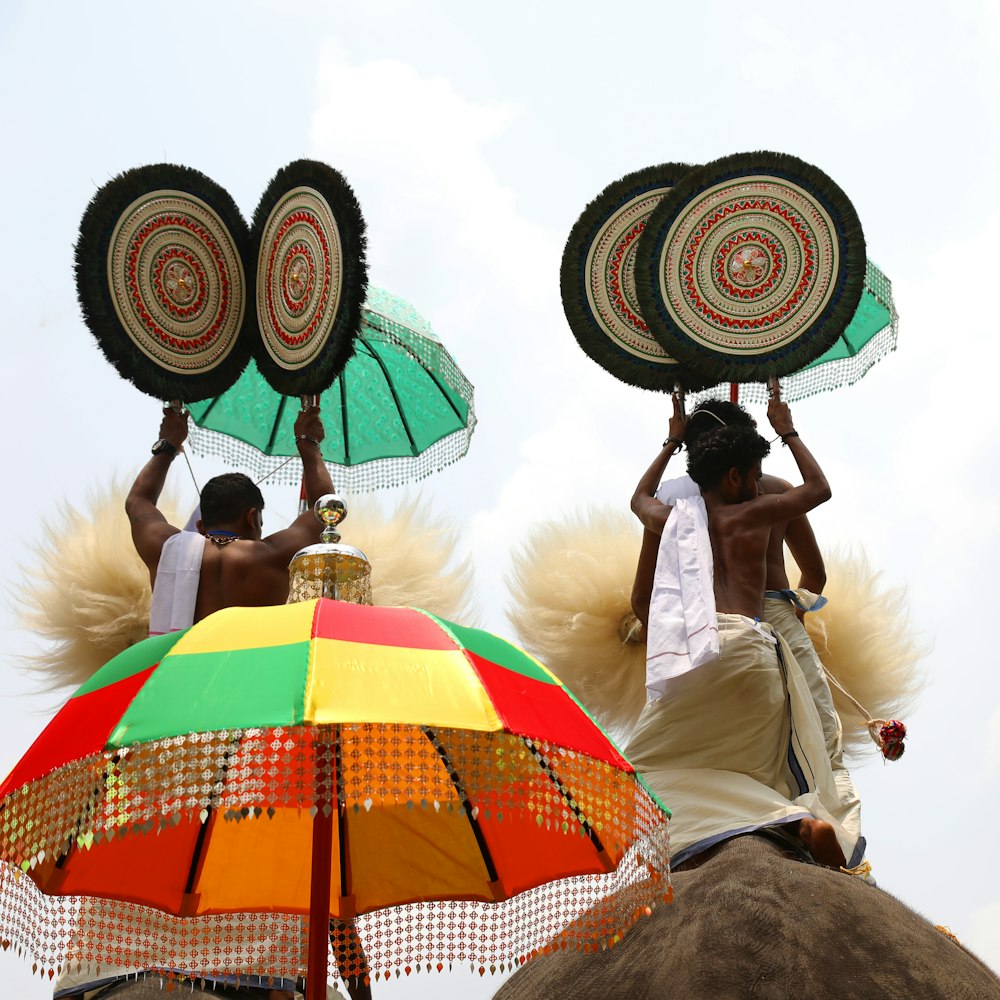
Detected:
[{"left": 494, "top": 834, "right": 1000, "bottom": 999}]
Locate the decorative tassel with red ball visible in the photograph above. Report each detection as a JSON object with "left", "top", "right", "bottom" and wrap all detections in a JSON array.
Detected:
[{"left": 868, "top": 719, "right": 906, "bottom": 761}]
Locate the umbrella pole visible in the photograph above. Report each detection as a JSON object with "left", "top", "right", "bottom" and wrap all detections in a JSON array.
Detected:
[
  {"left": 307, "top": 728, "right": 335, "bottom": 1000},
  {"left": 299, "top": 394, "right": 320, "bottom": 516},
  {"left": 299, "top": 477, "right": 309, "bottom": 516},
  {"left": 730, "top": 382, "right": 739, "bottom": 403}
]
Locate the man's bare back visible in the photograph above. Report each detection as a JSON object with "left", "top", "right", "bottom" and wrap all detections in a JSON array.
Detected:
[
  {"left": 193, "top": 539, "right": 298, "bottom": 620},
  {"left": 704, "top": 491, "right": 773, "bottom": 619},
  {"left": 761, "top": 474, "right": 826, "bottom": 596},
  {"left": 697, "top": 391, "right": 830, "bottom": 618}
]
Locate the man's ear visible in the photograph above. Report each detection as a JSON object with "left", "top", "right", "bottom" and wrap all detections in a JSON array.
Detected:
[
  {"left": 725, "top": 467, "right": 742, "bottom": 491},
  {"left": 195, "top": 519, "right": 206, "bottom": 536}
]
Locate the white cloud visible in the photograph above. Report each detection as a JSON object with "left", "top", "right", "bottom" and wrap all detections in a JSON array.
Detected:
[{"left": 309, "top": 51, "right": 558, "bottom": 313}]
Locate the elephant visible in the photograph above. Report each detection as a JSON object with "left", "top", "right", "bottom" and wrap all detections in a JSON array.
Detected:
[{"left": 494, "top": 833, "right": 1000, "bottom": 1000}]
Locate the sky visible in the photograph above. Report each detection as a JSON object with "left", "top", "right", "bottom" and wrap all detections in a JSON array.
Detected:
[{"left": 0, "top": 0, "right": 998, "bottom": 995}]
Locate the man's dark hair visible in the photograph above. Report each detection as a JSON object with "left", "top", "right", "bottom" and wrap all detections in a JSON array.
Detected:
[
  {"left": 685, "top": 400, "right": 756, "bottom": 451},
  {"left": 200, "top": 473, "right": 265, "bottom": 526},
  {"left": 687, "top": 426, "right": 771, "bottom": 490}
]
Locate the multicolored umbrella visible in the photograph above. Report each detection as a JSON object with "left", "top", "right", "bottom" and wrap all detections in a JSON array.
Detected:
[
  {"left": 0, "top": 600, "right": 670, "bottom": 996},
  {"left": 186, "top": 286, "right": 476, "bottom": 491}
]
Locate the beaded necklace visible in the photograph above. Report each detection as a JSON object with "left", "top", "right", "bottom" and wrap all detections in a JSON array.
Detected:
[{"left": 206, "top": 530, "right": 243, "bottom": 548}]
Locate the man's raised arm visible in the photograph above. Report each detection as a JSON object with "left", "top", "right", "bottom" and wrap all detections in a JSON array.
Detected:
[
  {"left": 785, "top": 514, "right": 827, "bottom": 595},
  {"left": 630, "top": 392, "right": 686, "bottom": 535},
  {"left": 125, "top": 407, "right": 186, "bottom": 575},
  {"left": 262, "top": 404, "right": 336, "bottom": 561},
  {"left": 749, "top": 378, "right": 831, "bottom": 527}
]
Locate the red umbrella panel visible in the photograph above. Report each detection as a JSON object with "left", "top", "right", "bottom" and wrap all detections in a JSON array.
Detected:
[{"left": 0, "top": 601, "right": 671, "bottom": 989}]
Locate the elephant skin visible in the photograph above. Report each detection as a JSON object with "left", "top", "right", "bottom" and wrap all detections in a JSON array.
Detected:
[{"left": 494, "top": 835, "right": 1000, "bottom": 1000}]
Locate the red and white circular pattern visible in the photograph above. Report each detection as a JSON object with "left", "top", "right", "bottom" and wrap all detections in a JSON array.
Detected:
[
  {"left": 107, "top": 191, "right": 245, "bottom": 373},
  {"left": 587, "top": 187, "right": 681, "bottom": 368},
  {"left": 654, "top": 177, "right": 839, "bottom": 356},
  {"left": 256, "top": 186, "right": 343, "bottom": 372}
]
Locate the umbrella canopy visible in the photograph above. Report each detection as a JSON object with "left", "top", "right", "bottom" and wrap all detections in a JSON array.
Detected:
[
  {"left": 0, "top": 600, "right": 670, "bottom": 990},
  {"left": 186, "top": 286, "right": 476, "bottom": 491}
]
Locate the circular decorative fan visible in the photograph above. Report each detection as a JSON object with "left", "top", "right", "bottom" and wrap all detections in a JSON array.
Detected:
[
  {"left": 636, "top": 151, "right": 866, "bottom": 384},
  {"left": 75, "top": 164, "right": 253, "bottom": 402},
  {"left": 560, "top": 163, "right": 713, "bottom": 392},
  {"left": 251, "top": 160, "right": 367, "bottom": 396}
]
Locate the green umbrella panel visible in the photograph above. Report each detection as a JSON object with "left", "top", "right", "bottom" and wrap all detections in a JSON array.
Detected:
[{"left": 186, "top": 287, "right": 476, "bottom": 491}]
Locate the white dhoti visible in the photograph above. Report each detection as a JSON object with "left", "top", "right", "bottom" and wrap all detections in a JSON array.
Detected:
[
  {"left": 627, "top": 614, "right": 858, "bottom": 866},
  {"left": 764, "top": 591, "right": 865, "bottom": 867}
]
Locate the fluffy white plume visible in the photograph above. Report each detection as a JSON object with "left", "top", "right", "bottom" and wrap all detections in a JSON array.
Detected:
[
  {"left": 17, "top": 482, "right": 188, "bottom": 691},
  {"left": 15, "top": 487, "right": 476, "bottom": 691},
  {"left": 799, "top": 547, "right": 930, "bottom": 759},
  {"left": 506, "top": 508, "right": 646, "bottom": 743}
]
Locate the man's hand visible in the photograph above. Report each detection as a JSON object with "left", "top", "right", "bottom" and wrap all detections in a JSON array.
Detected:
[
  {"left": 667, "top": 391, "right": 686, "bottom": 443},
  {"left": 294, "top": 403, "right": 325, "bottom": 447},
  {"left": 159, "top": 406, "right": 189, "bottom": 448},
  {"left": 766, "top": 376, "right": 795, "bottom": 437}
]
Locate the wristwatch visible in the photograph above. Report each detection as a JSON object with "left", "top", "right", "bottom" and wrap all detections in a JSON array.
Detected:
[{"left": 151, "top": 439, "right": 178, "bottom": 457}]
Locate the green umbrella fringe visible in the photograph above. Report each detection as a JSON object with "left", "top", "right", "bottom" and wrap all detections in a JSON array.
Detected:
[{"left": 188, "top": 417, "right": 477, "bottom": 491}]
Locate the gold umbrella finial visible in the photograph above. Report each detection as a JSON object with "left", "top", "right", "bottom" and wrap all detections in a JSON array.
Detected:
[{"left": 287, "top": 494, "right": 372, "bottom": 605}]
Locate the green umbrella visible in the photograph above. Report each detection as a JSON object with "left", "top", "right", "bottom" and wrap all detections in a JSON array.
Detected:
[
  {"left": 791, "top": 258, "right": 898, "bottom": 392},
  {"left": 186, "top": 286, "right": 476, "bottom": 491}
]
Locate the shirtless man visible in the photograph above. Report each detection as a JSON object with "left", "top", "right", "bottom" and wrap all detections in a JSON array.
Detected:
[
  {"left": 630, "top": 395, "right": 825, "bottom": 627},
  {"left": 122, "top": 405, "right": 376, "bottom": 1000},
  {"left": 58, "top": 406, "right": 339, "bottom": 1000},
  {"left": 628, "top": 379, "right": 846, "bottom": 868},
  {"left": 126, "top": 403, "right": 332, "bottom": 623}
]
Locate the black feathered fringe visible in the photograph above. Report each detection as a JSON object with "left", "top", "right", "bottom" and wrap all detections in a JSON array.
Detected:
[
  {"left": 635, "top": 150, "right": 867, "bottom": 385},
  {"left": 250, "top": 159, "right": 368, "bottom": 397},
  {"left": 559, "top": 162, "right": 715, "bottom": 393},
  {"left": 75, "top": 163, "right": 254, "bottom": 403}
]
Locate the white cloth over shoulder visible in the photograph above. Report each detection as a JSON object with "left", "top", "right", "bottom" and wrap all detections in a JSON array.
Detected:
[
  {"left": 148, "top": 531, "right": 204, "bottom": 636},
  {"left": 645, "top": 495, "right": 719, "bottom": 698}
]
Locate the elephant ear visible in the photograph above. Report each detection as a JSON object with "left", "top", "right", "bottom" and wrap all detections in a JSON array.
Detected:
[
  {"left": 506, "top": 506, "right": 646, "bottom": 744},
  {"left": 798, "top": 547, "right": 930, "bottom": 758}
]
